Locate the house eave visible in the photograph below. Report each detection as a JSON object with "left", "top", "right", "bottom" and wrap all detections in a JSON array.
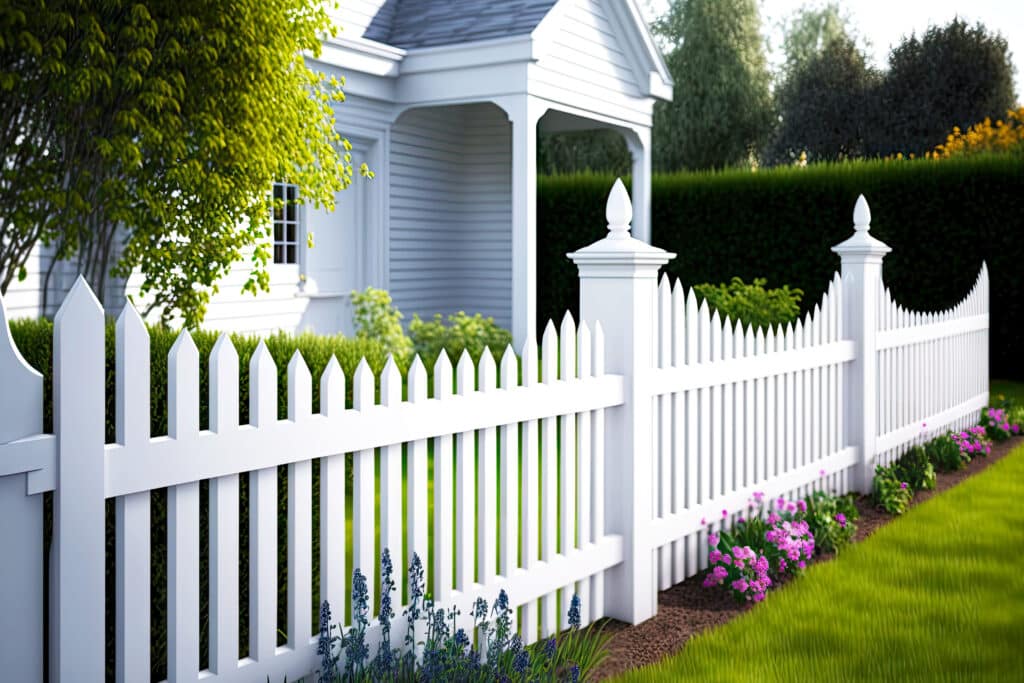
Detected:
[{"left": 399, "top": 35, "right": 539, "bottom": 75}]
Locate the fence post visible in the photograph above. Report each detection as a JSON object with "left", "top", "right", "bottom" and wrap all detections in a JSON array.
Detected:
[
  {"left": 0, "top": 288, "right": 45, "bottom": 680},
  {"left": 52, "top": 277, "right": 107, "bottom": 680},
  {"left": 567, "top": 179, "right": 674, "bottom": 625},
  {"left": 833, "top": 196, "right": 890, "bottom": 493}
]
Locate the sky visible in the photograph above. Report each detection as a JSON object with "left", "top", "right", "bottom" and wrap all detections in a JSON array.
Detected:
[{"left": 639, "top": 0, "right": 1024, "bottom": 99}]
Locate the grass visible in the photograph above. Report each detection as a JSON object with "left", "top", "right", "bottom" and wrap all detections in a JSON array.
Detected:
[{"left": 615, "top": 425, "right": 1024, "bottom": 681}]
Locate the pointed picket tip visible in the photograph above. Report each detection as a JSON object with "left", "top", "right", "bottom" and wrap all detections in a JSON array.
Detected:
[
  {"left": 560, "top": 310, "right": 576, "bottom": 335},
  {"left": 54, "top": 275, "right": 103, "bottom": 327},
  {"left": 407, "top": 354, "right": 428, "bottom": 401},
  {"left": 287, "top": 350, "right": 313, "bottom": 421},
  {"left": 320, "top": 355, "right": 346, "bottom": 416},
  {"left": 380, "top": 354, "right": 402, "bottom": 405},
  {"left": 687, "top": 287, "right": 699, "bottom": 309},
  {"left": 659, "top": 273, "right": 671, "bottom": 290},
  {"left": 170, "top": 328, "right": 199, "bottom": 358},
  {"left": 499, "top": 344, "right": 518, "bottom": 389},
  {"left": 672, "top": 278, "right": 685, "bottom": 297},
  {"left": 456, "top": 348, "right": 475, "bottom": 394},
  {"left": 208, "top": 333, "right": 239, "bottom": 432},
  {"left": 115, "top": 300, "right": 146, "bottom": 335},
  {"left": 542, "top": 318, "right": 558, "bottom": 342},
  {"left": 287, "top": 348, "right": 310, "bottom": 375},
  {"left": 211, "top": 331, "right": 236, "bottom": 360},
  {"left": 710, "top": 309, "right": 721, "bottom": 327},
  {"left": 478, "top": 346, "right": 497, "bottom": 392},
  {"left": 853, "top": 194, "right": 871, "bottom": 230},
  {"left": 353, "top": 357, "right": 375, "bottom": 408},
  {"left": 249, "top": 339, "right": 278, "bottom": 425}
]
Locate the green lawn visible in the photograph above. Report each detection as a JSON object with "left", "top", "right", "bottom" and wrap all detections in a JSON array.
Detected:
[{"left": 614, "top": 432, "right": 1024, "bottom": 681}]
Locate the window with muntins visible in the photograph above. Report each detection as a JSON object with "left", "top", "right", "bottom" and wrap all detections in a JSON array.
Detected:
[{"left": 272, "top": 182, "right": 300, "bottom": 264}]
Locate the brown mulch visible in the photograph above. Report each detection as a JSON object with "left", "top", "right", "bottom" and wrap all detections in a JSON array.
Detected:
[{"left": 590, "top": 435, "right": 1024, "bottom": 681}]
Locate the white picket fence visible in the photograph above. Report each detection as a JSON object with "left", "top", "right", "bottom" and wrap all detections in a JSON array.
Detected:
[{"left": 0, "top": 181, "right": 989, "bottom": 681}]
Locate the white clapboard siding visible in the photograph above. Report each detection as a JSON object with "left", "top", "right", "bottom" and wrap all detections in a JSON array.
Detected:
[{"left": 389, "top": 103, "right": 512, "bottom": 329}]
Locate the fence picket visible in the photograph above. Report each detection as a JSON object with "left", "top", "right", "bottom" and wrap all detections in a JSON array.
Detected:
[
  {"left": 115, "top": 305, "right": 151, "bottom": 683},
  {"left": 519, "top": 338, "right": 540, "bottom": 642},
  {"left": 320, "top": 358, "right": 346, "bottom": 628},
  {"left": 287, "top": 352, "right": 313, "bottom": 647},
  {"left": 559, "top": 313, "right": 578, "bottom": 626},
  {"left": 478, "top": 348, "right": 499, "bottom": 588},
  {"left": 353, "top": 359, "right": 376, "bottom": 616},
  {"left": 249, "top": 342, "right": 278, "bottom": 660},
  {"left": 455, "top": 351, "right": 476, "bottom": 596},
  {"left": 380, "top": 356, "right": 404, "bottom": 597},
  {"left": 540, "top": 321, "right": 559, "bottom": 637},
  {"left": 433, "top": 353, "right": 454, "bottom": 605}
]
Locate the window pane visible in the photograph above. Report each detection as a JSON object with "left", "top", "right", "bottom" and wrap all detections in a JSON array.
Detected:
[
  {"left": 287, "top": 245, "right": 296, "bottom": 264},
  {"left": 286, "top": 202, "right": 295, "bottom": 222},
  {"left": 274, "top": 245, "right": 284, "bottom": 263},
  {"left": 273, "top": 205, "right": 283, "bottom": 221},
  {"left": 286, "top": 185, "right": 297, "bottom": 202},
  {"left": 274, "top": 184, "right": 283, "bottom": 201},
  {"left": 274, "top": 224, "right": 283, "bottom": 242},
  {"left": 286, "top": 224, "right": 295, "bottom": 243}
]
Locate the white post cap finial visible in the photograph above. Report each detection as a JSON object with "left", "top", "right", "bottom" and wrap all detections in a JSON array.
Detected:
[
  {"left": 853, "top": 194, "right": 871, "bottom": 231},
  {"left": 606, "top": 177, "right": 633, "bottom": 238}
]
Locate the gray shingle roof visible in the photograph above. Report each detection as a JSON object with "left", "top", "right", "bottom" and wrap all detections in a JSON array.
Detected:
[{"left": 364, "top": 0, "right": 560, "bottom": 49}]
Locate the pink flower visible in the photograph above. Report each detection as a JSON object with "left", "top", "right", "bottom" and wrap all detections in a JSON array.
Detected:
[
  {"left": 731, "top": 578, "right": 749, "bottom": 593},
  {"left": 798, "top": 561, "right": 806, "bottom": 569},
  {"left": 722, "top": 509, "right": 728, "bottom": 518},
  {"left": 796, "top": 500, "right": 807, "bottom": 513},
  {"left": 819, "top": 469, "right": 826, "bottom": 477},
  {"left": 753, "top": 592, "right": 765, "bottom": 603},
  {"left": 700, "top": 517, "right": 706, "bottom": 525},
  {"left": 709, "top": 549, "right": 722, "bottom": 564},
  {"left": 708, "top": 532, "right": 719, "bottom": 547}
]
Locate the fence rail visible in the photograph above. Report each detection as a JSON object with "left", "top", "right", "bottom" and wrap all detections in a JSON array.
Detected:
[{"left": 0, "top": 182, "right": 989, "bottom": 682}]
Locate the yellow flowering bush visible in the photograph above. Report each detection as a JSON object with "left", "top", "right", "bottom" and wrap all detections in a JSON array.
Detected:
[{"left": 928, "top": 107, "right": 1024, "bottom": 158}]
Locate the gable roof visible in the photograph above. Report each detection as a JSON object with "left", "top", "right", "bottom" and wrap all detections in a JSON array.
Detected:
[{"left": 364, "top": 0, "right": 559, "bottom": 49}]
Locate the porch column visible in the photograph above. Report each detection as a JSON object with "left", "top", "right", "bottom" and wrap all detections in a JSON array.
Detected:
[
  {"left": 508, "top": 96, "right": 546, "bottom": 348},
  {"left": 625, "top": 127, "right": 652, "bottom": 244}
]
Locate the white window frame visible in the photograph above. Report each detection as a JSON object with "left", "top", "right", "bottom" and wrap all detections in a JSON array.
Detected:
[{"left": 271, "top": 182, "right": 302, "bottom": 266}]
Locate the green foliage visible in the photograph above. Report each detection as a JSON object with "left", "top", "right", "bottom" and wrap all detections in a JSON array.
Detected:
[
  {"left": 925, "top": 435, "right": 968, "bottom": 472},
  {"left": 408, "top": 311, "right": 513, "bottom": 370},
  {"left": 800, "top": 491, "right": 859, "bottom": 555},
  {"left": 876, "top": 18, "right": 1017, "bottom": 157},
  {"left": 0, "top": 0, "right": 359, "bottom": 327},
  {"left": 771, "top": 37, "right": 882, "bottom": 163},
  {"left": 536, "top": 156, "right": 1024, "bottom": 380},
  {"left": 651, "top": 0, "right": 774, "bottom": 171},
  {"left": 693, "top": 277, "right": 802, "bottom": 331},
  {"left": 893, "top": 445, "right": 937, "bottom": 492},
  {"left": 538, "top": 130, "right": 631, "bottom": 175},
  {"left": 350, "top": 287, "right": 414, "bottom": 362},
  {"left": 776, "top": 2, "right": 865, "bottom": 79},
  {"left": 872, "top": 464, "right": 913, "bottom": 515}
]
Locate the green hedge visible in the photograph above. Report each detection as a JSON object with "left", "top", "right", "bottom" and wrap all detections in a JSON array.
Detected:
[
  {"left": 8, "top": 319, "right": 393, "bottom": 682},
  {"left": 538, "top": 156, "right": 1023, "bottom": 379}
]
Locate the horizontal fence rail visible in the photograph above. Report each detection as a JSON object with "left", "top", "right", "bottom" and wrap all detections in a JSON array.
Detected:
[{"left": 0, "top": 187, "right": 990, "bottom": 681}]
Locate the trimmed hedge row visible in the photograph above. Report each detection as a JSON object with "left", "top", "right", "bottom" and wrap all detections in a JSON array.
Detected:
[
  {"left": 537, "top": 156, "right": 1023, "bottom": 379},
  {"left": 9, "top": 319, "right": 393, "bottom": 682}
]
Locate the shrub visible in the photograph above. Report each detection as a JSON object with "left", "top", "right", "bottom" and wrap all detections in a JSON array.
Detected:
[
  {"left": 408, "top": 311, "right": 513, "bottom": 369},
  {"left": 703, "top": 492, "right": 815, "bottom": 603},
  {"left": 925, "top": 434, "right": 969, "bottom": 472},
  {"left": 873, "top": 464, "right": 913, "bottom": 515},
  {"left": 979, "top": 406, "right": 1020, "bottom": 441},
  {"left": 893, "top": 445, "right": 937, "bottom": 492},
  {"left": 693, "top": 277, "right": 803, "bottom": 331},
  {"left": 799, "top": 491, "right": 859, "bottom": 555},
  {"left": 316, "top": 550, "right": 609, "bottom": 682},
  {"left": 350, "top": 287, "right": 414, "bottom": 362}
]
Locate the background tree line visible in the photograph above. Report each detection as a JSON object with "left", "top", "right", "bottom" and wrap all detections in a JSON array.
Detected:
[{"left": 539, "top": 1, "right": 1018, "bottom": 173}]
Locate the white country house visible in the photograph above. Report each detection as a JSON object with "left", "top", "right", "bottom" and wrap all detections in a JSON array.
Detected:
[{"left": 5, "top": 0, "right": 672, "bottom": 347}]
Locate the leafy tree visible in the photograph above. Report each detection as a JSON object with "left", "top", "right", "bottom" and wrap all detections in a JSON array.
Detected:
[
  {"left": 776, "top": 2, "right": 865, "bottom": 79},
  {"left": 537, "top": 130, "right": 631, "bottom": 175},
  {"left": 770, "top": 37, "right": 882, "bottom": 163},
  {"left": 872, "top": 18, "right": 1017, "bottom": 156},
  {"left": 651, "top": 0, "right": 774, "bottom": 171},
  {"left": 0, "top": 0, "right": 361, "bottom": 325}
]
